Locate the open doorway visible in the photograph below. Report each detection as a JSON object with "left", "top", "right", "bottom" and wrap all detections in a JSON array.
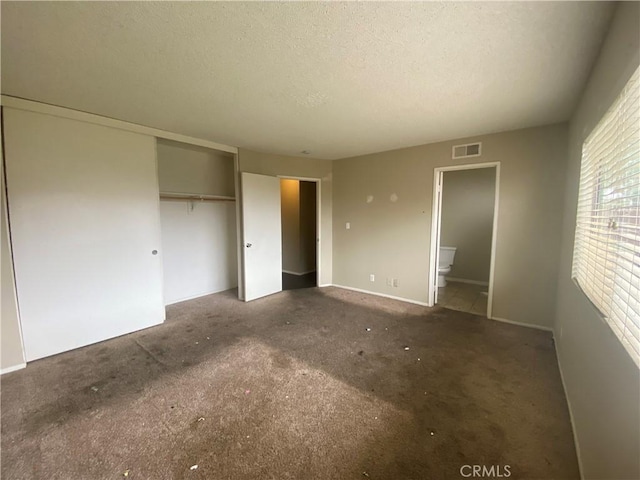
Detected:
[
  {"left": 280, "top": 178, "right": 317, "bottom": 290},
  {"left": 429, "top": 163, "right": 499, "bottom": 317}
]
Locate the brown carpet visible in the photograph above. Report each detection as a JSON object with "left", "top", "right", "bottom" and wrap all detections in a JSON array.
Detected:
[{"left": 1, "top": 287, "right": 579, "bottom": 480}]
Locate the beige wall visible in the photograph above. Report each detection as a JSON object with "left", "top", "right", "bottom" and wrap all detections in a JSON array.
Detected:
[
  {"left": 555, "top": 3, "right": 640, "bottom": 479},
  {"left": 157, "top": 139, "right": 235, "bottom": 197},
  {"left": 441, "top": 168, "right": 495, "bottom": 283},
  {"left": 333, "top": 123, "right": 567, "bottom": 327},
  {"left": 1, "top": 119, "right": 26, "bottom": 372},
  {"left": 238, "top": 149, "right": 332, "bottom": 286}
]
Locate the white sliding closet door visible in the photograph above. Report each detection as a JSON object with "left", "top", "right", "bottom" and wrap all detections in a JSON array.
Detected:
[{"left": 3, "top": 108, "right": 165, "bottom": 361}]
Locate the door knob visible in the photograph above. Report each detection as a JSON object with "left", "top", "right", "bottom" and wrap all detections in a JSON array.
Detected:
[
  {"left": 246, "top": 243, "right": 252, "bottom": 248},
  {"left": 152, "top": 250, "right": 158, "bottom": 255}
]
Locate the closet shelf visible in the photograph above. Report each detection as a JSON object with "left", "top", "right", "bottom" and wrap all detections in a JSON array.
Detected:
[{"left": 159, "top": 191, "right": 236, "bottom": 202}]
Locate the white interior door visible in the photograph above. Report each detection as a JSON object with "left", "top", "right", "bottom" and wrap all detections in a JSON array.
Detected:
[
  {"left": 241, "top": 172, "right": 282, "bottom": 301},
  {"left": 3, "top": 108, "right": 165, "bottom": 361}
]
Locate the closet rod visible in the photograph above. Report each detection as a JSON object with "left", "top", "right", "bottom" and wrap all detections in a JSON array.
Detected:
[{"left": 159, "top": 192, "right": 236, "bottom": 202}]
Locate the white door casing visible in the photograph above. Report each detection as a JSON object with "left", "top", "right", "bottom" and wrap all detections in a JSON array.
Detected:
[
  {"left": 429, "top": 162, "right": 500, "bottom": 318},
  {"left": 432, "top": 171, "right": 444, "bottom": 305}
]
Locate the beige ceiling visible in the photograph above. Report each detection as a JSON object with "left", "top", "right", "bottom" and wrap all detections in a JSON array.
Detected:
[{"left": 1, "top": 1, "right": 614, "bottom": 159}]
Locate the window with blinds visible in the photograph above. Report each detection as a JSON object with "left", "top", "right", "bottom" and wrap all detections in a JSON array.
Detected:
[{"left": 572, "top": 65, "right": 640, "bottom": 367}]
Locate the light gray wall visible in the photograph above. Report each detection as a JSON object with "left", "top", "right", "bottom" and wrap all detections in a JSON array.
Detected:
[
  {"left": 1, "top": 118, "right": 26, "bottom": 372},
  {"left": 157, "top": 139, "right": 235, "bottom": 197},
  {"left": 441, "top": 168, "right": 495, "bottom": 283},
  {"left": 555, "top": 3, "right": 640, "bottom": 479},
  {"left": 238, "top": 149, "right": 332, "bottom": 286},
  {"left": 158, "top": 140, "right": 237, "bottom": 304},
  {"left": 333, "top": 123, "right": 567, "bottom": 328}
]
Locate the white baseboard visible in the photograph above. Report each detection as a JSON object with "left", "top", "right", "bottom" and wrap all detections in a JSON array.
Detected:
[
  {"left": 554, "top": 338, "right": 584, "bottom": 479},
  {"left": 318, "top": 283, "right": 332, "bottom": 288},
  {"left": 1, "top": 363, "right": 26, "bottom": 375},
  {"left": 489, "top": 315, "right": 553, "bottom": 332},
  {"left": 331, "top": 284, "right": 430, "bottom": 307},
  {"left": 282, "top": 269, "right": 316, "bottom": 276},
  {"left": 325, "top": 286, "right": 552, "bottom": 332},
  {"left": 446, "top": 277, "right": 489, "bottom": 286}
]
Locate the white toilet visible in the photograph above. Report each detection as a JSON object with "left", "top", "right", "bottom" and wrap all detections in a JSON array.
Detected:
[{"left": 438, "top": 246, "right": 457, "bottom": 288}]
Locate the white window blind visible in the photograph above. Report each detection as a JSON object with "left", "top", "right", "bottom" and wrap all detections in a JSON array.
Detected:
[{"left": 573, "top": 65, "right": 640, "bottom": 367}]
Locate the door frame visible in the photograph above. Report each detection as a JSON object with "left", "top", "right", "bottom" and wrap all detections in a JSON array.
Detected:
[
  {"left": 277, "top": 175, "right": 322, "bottom": 288},
  {"left": 234, "top": 155, "right": 244, "bottom": 300},
  {"left": 428, "top": 162, "right": 500, "bottom": 318}
]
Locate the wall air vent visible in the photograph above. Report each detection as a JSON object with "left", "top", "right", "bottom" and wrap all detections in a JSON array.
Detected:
[{"left": 452, "top": 142, "right": 482, "bottom": 159}]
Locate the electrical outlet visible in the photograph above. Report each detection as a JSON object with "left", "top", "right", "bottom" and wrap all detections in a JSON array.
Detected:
[
  {"left": 346, "top": 222, "right": 350, "bottom": 230},
  {"left": 386, "top": 278, "right": 392, "bottom": 286},
  {"left": 392, "top": 278, "right": 399, "bottom": 287},
  {"left": 369, "top": 274, "right": 375, "bottom": 282}
]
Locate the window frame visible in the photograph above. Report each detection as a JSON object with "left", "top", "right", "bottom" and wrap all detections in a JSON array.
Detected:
[{"left": 571, "top": 65, "right": 640, "bottom": 367}]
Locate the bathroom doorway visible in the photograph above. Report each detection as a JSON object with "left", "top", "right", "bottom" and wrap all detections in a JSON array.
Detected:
[
  {"left": 279, "top": 177, "right": 318, "bottom": 290},
  {"left": 429, "top": 163, "right": 499, "bottom": 317}
]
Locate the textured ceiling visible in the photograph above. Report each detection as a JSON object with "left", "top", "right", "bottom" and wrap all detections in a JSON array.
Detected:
[{"left": 1, "top": 2, "right": 614, "bottom": 159}]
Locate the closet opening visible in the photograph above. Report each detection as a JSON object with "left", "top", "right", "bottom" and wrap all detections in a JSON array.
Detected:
[{"left": 157, "top": 138, "right": 237, "bottom": 306}]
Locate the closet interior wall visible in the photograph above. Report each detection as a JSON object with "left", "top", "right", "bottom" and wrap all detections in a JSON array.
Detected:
[{"left": 157, "top": 139, "right": 237, "bottom": 305}]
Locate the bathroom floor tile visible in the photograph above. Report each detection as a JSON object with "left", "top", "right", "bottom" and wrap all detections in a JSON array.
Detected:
[
  {"left": 445, "top": 295, "right": 474, "bottom": 312},
  {"left": 438, "top": 281, "right": 488, "bottom": 316},
  {"left": 470, "top": 296, "right": 488, "bottom": 316},
  {"left": 438, "top": 287, "right": 456, "bottom": 301}
]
